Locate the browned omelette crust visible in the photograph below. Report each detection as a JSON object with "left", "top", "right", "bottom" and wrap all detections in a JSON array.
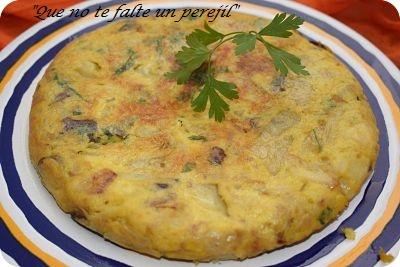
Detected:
[{"left": 29, "top": 13, "right": 379, "bottom": 261}]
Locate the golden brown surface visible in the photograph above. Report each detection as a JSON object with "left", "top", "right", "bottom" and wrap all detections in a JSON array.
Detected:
[{"left": 29, "top": 13, "right": 379, "bottom": 261}]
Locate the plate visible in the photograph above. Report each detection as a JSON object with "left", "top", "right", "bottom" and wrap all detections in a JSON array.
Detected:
[{"left": 0, "top": 0, "right": 399, "bottom": 266}]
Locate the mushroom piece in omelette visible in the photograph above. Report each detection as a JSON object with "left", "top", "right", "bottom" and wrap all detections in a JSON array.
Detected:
[{"left": 29, "top": 13, "right": 378, "bottom": 261}]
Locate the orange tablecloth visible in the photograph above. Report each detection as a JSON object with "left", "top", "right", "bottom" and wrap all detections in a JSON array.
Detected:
[{"left": 0, "top": 0, "right": 399, "bottom": 67}]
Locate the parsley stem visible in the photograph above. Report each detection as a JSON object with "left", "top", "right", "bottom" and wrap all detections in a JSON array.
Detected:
[
  {"left": 207, "top": 36, "right": 237, "bottom": 72},
  {"left": 223, "top": 31, "right": 244, "bottom": 37},
  {"left": 256, "top": 35, "right": 269, "bottom": 46}
]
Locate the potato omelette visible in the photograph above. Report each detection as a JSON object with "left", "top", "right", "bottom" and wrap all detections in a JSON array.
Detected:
[{"left": 29, "top": 13, "right": 379, "bottom": 261}]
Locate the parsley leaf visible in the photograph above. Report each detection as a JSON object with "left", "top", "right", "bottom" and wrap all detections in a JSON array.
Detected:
[
  {"left": 165, "top": 35, "right": 210, "bottom": 84},
  {"left": 259, "top": 13, "right": 304, "bottom": 38},
  {"left": 213, "top": 78, "right": 239, "bottom": 100},
  {"left": 233, "top": 33, "right": 257, "bottom": 55},
  {"left": 165, "top": 68, "right": 192, "bottom": 84},
  {"left": 263, "top": 42, "right": 309, "bottom": 76},
  {"left": 187, "top": 21, "right": 224, "bottom": 46},
  {"left": 192, "top": 75, "right": 238, "bottom": 122},
  {"left": 166, "top": 13, "right": 308, "bottom": 122},
  {"left": 176, "top": 41, "right": 209, "bottom": 70}
]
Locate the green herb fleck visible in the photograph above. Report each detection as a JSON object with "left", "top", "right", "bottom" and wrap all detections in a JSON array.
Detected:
[
  {"left": 138, "top": 98, "right": 147, "bottom": 104},
  {"left": 188, "top": 135, "right": 207, "bottom": 141},
  {"left": 182, "top": 162, "right": 196, "bottom": 172},
  {"left": 154, "top": 37, "right": 165, "bottom": 55},
  {"left": 312, "top": 128, "right": 322, "bottom": 152},
  {"left": 54, "top": 74, "right": 84, "bottom": 100},
  {"left": 72, "top": 110, "right": 82, "bottom": 116},
  {"left": 168, "top": 32, "right": 185, "bottom": 44},
  {"left": 326, "top": 99, "right": 337, "bottom": 109},
  {"left": 166, "top": 13, "right": 309, "bottom": 122},
  {"left": 115, "top": 49, "right": 137, "bottom": 75},
  {"left": 319, "top": 207, "right": 333, "bottom": 225},
  {"left": 118, "top": 21, "right": 135, "bottom": 32},
  {"left": 88, "top": 127, "right": 128, "bottom": 145},
  {"left": 187, "top": 16, "right": 199, "bottom": 21},
  {"left": 219, "top": 66, "right": 230, "bottom": 73}
]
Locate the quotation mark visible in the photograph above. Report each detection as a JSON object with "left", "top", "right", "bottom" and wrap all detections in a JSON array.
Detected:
[{"left": 33, "top": 5, "right": 38, "bottom": 10}]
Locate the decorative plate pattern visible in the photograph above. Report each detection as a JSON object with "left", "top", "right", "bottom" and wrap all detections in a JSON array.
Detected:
[{"left": 0, "top": 1, "right": 399, "bottom": 266}]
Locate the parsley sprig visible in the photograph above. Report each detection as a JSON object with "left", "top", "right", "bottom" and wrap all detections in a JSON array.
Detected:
[{"left": 166, "top": 13, "right": 309, "bottom": 122}]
